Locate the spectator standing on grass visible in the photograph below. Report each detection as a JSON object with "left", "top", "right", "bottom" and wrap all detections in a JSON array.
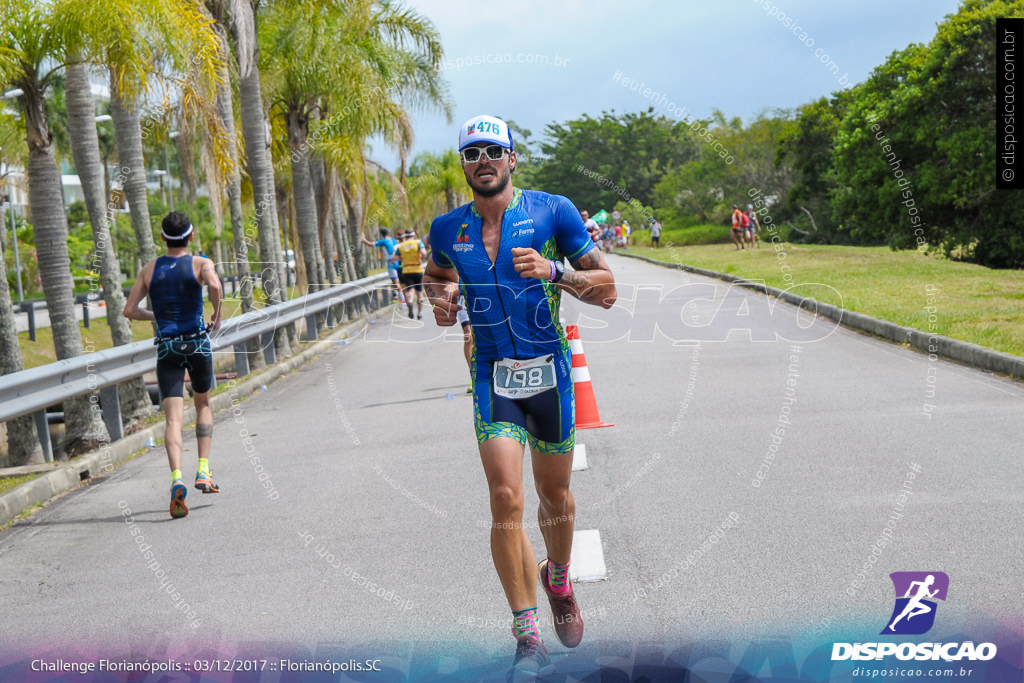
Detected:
[
  {"left": 731, "top": 204, "right": 746, "bottom": 251},
  {"left": 581, "top": 210, "right": 599, "bottom": 242},
  {"left": 650, "top": 219, "right": 662, "bottom": 248},
  {"left": 622, "top": 220, "right": 631, "bottom": 248},
  {"left": 745, "top": 205, "right": 761, "bottom": 249}
]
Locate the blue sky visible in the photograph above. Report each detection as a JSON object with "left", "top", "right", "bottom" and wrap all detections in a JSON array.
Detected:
[{"left": 377, "top": 0, "right": 963, "bottom": 166}]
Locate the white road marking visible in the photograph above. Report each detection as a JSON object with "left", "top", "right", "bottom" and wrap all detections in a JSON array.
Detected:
[
  {"left": 572, "top": 443, "right": 588, "bottom": 471},
  {"left": 570, "top": 529, "right": 607, "bottom": 582}
]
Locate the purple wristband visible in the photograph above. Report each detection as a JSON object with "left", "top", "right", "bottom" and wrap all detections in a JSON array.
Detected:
[{"left": 549, "top": 260, "right": 556, "bottom": 282}]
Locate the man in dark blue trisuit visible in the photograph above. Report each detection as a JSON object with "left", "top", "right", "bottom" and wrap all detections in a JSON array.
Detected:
[{"left": 124, "top": 212, "right": 223, "bottom": 519}]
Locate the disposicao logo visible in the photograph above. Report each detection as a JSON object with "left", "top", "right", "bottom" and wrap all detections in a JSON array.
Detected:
[
  {"left": 831, "top": 571, "right": 996, "bottom": 662},
  {"left": 882, "top": 571, "right": 947, "bottom": 635}
]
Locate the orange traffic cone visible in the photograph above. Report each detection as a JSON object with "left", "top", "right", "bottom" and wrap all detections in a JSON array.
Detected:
[{"left": 565, "top": 324, "right": 613, "bottom": 429}]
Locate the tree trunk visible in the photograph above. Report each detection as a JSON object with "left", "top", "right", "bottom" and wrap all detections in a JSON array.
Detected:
[
  {"left": 342, "top": 179, "right": 368, "bottom": 279},
  {"left": 214, "top": 49, "right": 263, "bottom": 371},
  {"left": 236, "top": 39, "right": 290, "bottom": 358},
  {"left": 286, "top": 193, "right": 307, "bottom": 292},
  {"left": 109, "top": 74, "right": 156, "bottom": 267},
  {"left": 331, "top": 175, "right": 353, "bottom": 282},
  {"left": 175, "top": 125, "right": 198, "bottom": 205},
  {"left": 0, "top": 234, "right": 43, "bottom": 465},
  {"left": 285, "top": 109, "right": 327, "bottom": 291},
  {"left": 23, "top": 88, "right": 109, "bottom": 456},
  {"left": 445, "top": 185, "right": 457, "bottom": 213},
  {"left": 66, "top": 62, "right": 150, "bottom": 421},
  {"left": 312, "top": 157, "right": 337, "bottom": 284}
]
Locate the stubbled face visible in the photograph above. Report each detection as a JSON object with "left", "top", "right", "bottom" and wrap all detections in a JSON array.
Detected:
[{"left": 463, "top": 144, "right": 515, "bottom": 198}]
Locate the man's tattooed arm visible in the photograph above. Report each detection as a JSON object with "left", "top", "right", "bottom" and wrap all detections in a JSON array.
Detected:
[{"left": 560, "top": 248, "right": 617, "bottom": 308}]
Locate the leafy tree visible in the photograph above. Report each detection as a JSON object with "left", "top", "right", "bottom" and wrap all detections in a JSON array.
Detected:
[
  {"left": 829, "top": 0, "right": 1024, "bottom": 266},
  {"left": 530, "top": 108, "right": 698, "bottom": 211}
]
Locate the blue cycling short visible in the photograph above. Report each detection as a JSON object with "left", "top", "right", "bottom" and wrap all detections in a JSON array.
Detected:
[
  {"left": 472, "top": 348, "right": 575, "bottom": 454},
  {"left": 155, "top": 334, "right": 213, "bottom": 398}
]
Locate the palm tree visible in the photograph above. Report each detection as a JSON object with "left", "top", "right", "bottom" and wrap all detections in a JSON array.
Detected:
[
  {"left": 0, "top": 126, "right": 43, "bottom": 464},
  {"left": 0, "top": 0, "right": 110, "bottom": 454},
  {"left": 209, "top": 0, "right": 292, "bottom": 358},
  {"left": 63, "top": 60, "right": 151, "bottom": 420},
  {"left": 408, "top": 149, "right": 465, "bottom": 216},
  {"left": 202, "top": 1, "right": 265, "bottom": 368},
  {"left": 261, "top": 0, "right": 451, "bottom": 290},
  {"left": 65, "top": 0, "right": 225, "bottom": 271},
  {"left": 0, "top": 237, "right": 42, "bottom": 465}
]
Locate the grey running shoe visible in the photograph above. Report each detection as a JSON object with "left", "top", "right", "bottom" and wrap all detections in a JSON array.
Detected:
[
  {"left": 508, "top": 635, "right": 549, "bottom": 681},
  {"left": 539, "top": 559, "right": 583, "bottom": 648}
]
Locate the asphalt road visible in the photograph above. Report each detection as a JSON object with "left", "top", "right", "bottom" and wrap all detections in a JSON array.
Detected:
[{"left": 0, "top": 253, "right": 1020, "bottom": 680}]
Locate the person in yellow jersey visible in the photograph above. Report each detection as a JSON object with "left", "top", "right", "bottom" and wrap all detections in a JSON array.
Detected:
[{"left": 396, "top": 230, "right": 428, "bottom": 319}]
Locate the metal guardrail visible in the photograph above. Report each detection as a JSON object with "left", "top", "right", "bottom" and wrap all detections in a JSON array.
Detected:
[
  {"left": 0, "top": 274, "right": 389, "bottom": 462},
  {"left": 11, "top": 275, "right": 255, "bottom": 341}
]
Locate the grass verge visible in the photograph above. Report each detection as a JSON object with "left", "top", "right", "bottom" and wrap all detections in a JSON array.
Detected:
[{"left": 628, "top": 242, "right": 1024, "bottom": 358}]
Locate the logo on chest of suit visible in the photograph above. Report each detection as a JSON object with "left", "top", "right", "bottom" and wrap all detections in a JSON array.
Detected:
[
  {"left": 454, "top": 223, "right": 474, "bottom": 251},
  {"left": 510, "top": 218, "right": 535, "bottom": 239}
]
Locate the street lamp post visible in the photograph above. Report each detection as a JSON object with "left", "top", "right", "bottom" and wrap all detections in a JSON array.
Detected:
[
  {"left": 1, "top": 90, "right": 25, "bottom": 302},
  {"left": 165, "top": 130, "right": 179, "bottom": 213},
  {"left": 152, "top": 169, "right": 168, "bottom": 207},
  {"left": 8, "top": 195, "right": 22, "bottom": 303},
  {"left": 0, "top": 153, "right": 24, "bottom": 303}
]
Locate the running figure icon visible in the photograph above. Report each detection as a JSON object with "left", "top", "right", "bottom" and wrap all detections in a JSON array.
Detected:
[
  {"left": 881, "top": 571, "right": 949, "bottom": 635},
  {"left": 888, "top": 574, "right": 938, "bottom": 631}
]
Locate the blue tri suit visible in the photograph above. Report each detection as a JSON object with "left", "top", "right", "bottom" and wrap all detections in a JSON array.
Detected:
[
  {"left": 429, "top": 188, "right": 596, "bottom": 454},
  {"left": 149, "top": 255, "right": 213, "bottom": 398},
  {"left": 374, "top": 237, "right": 399, "bottom": 277}
]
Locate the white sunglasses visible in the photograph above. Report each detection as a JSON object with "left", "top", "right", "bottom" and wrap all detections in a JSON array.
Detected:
[{"left": 460, "top": 145, "right": 508, "bottom": 164}]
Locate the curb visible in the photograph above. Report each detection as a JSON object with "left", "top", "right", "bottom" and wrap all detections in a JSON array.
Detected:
[
  {"left": 618, "top": 252, "right": 1024, "bottom": 379},
  {"left": 0, "top": 310, "right": 381, "bottom": 526}
]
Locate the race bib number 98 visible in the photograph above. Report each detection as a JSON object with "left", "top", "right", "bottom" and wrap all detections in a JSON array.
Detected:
[{"left": 492, "top": 355, "right": 555, "bottom": 399}]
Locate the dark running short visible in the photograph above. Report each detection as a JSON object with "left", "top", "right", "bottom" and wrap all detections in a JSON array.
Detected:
[
  {"left": 156, "top": 334, "right": 213, "bottom": 398},
  {"left": 472, "top": 348, "right": 575, "bottom": 455},
  {"left": 401, "top": 271, "right": 424, "bottom": 291}
]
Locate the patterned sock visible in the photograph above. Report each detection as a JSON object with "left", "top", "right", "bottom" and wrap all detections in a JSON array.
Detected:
[
  {"left": 511, "top": 607, "right": 541, "bottom": 641},
  {"left": 197, "top": 458, "right": 210, "bottom": 475},
  {"left": 547, "top": 558, "right": 571, "bottom": 594},
  {"left": 171, "top": 469, "right": 182, "bottom": 483}
]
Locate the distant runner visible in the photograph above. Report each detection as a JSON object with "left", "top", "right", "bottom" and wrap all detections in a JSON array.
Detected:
[
  {"left": 395, "top": 230, "right": 428, "bottom": 319},
  {"left": 361, "top": 227, "right": 401, "bottom": 301},
  {"left": 123, "top": 212, "right": 223, "bottom": 519},
  {"left": 424, "top": 114, "right": 617, "bottom": 677}
]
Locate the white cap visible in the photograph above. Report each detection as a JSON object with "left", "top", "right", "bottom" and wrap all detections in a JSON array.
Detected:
[{"left": 458, "top": 115, "right": 513, "bottom": 151}]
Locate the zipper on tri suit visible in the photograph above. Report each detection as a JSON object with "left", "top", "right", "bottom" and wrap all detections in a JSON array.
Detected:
[{"left": 488, "top": 207, "right": 518, "bottom": 359}]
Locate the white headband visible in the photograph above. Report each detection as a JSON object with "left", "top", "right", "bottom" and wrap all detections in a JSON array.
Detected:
[{"left": 162, "top": 223, "right": 193, "bottom": 241}]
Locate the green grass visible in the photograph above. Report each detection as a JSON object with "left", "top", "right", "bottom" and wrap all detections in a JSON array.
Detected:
[
  {"left": 0, "top": 473, "right": 40, "bottom": 495},
  {"left": 629, "top": 242, "right": 1024, "bottom": 358}
]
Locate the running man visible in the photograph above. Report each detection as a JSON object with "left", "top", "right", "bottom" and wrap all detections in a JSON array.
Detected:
[
  {"left": 424, "top": 114, "right": 616, "bottom": 675},
  {"left": 888, "top": 574, "right": 939, "bottom": 631},
  {"left": 123, "top": 212, "right": 223, "bottom": 519},
  {"left": 395, "top": 230, "right": 428, "bottom": 319},
  {"left": 361, "top": 227, "right": 401, "bottom": 301}
]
